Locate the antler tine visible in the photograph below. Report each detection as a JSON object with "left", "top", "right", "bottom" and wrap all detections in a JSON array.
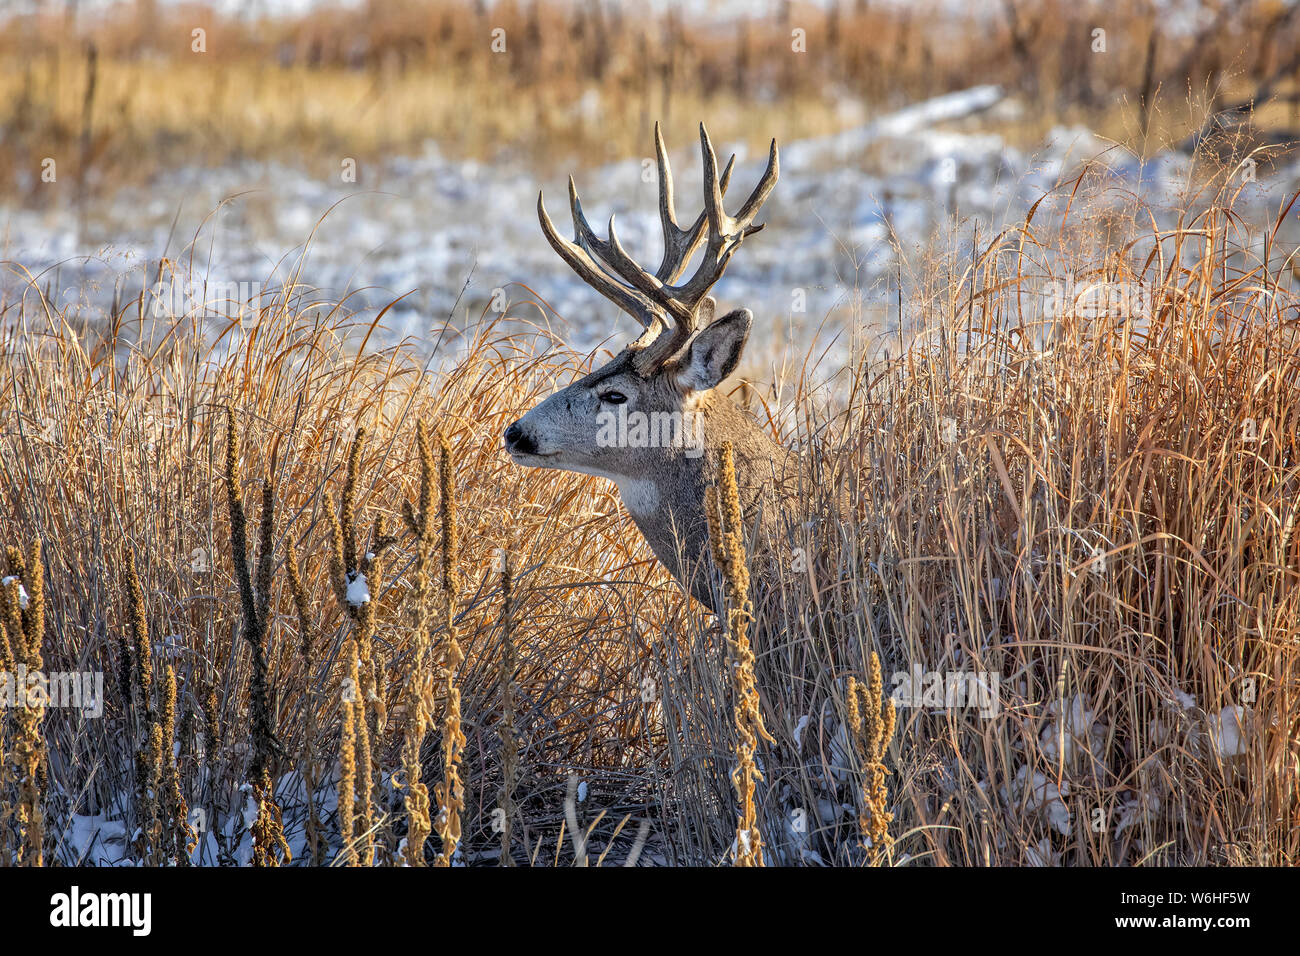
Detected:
[
  {"left": 567, "top": 177, "right": 634, "bottom": 289},
  {"left": 538, "top": 124, "right": 777, "bottom": 375},
  {"left": 719, "top": 154, "right": 736, "bottom": 200},
  {"left": 653, "top": 122, "right": 680, "bottom": 234},
  {"left": 567, "top": 179, "right": 694, "bottom": 324},
  {"left": 665, "top": 123, "right": 779, "bottom": 310},
  {"left": 537, "top": 188, "right": 660, "bottom": 330},
  {"left": 653, "top": 122, "right": 735, "bottom": 285},
  {"left": 557, "top": 126, "right": 752, "bottom": 325},
  {"left": 734, "top": 137, "right": 780, "bottom": 227},
  {"left": 700, "top": 122, "right": 727, "bottom": 239}
]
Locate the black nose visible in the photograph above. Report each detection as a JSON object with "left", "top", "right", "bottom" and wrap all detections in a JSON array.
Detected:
[{"left": 504, "top": 422, "right": 535, "bottom": 455}]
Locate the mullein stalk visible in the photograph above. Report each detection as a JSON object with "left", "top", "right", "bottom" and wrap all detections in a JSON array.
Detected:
[
  {"left": 706, "top": 443, "right": 775, "bottom": 867},
  {"left": 123, "top": 548, "right": 160, "bottom": 863},
  {"left": 848, "top": 652, "right": 897, "bottom": 865},
  {"left": 285, "top": 541, "right": 324, "bottom": 864},
  {"left": 398, "top": 421, "right": 438, "bottom": 866},
  {"left": 432, "top": 431, "right": 465, "bottom": 867},
  {"left": 0, "top": 566, "right": 13, "bottom": 868},
  {"left": 222, "top": 407, "right": 288, "bottom": 865},
  {"left": 161, "top": 665, "right": 196, "bottom": 864},
  {"left": 2, "top": 541, "right": 46, "bottom": 865},
  {"left": 498, "top": 551, "right": 518, "bottom": 866},
  {"left": 337, "top": 636, "right": 360, "bottom": 866},
  {"left": 326, "top": 428, "right": 392, "bottom": 864}
]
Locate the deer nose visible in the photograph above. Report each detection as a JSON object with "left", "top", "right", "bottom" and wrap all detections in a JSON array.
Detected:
[{"left": 504, "top": 422, "right": 535, "bottom": 455}]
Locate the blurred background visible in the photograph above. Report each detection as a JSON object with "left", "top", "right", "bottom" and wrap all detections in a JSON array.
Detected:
[{"left": 1, "top": 0, "right": 1298, "bottom": 356}]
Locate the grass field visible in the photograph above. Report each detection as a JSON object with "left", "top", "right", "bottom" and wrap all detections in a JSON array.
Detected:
[
  {"left": 2, "top": 156, "right": 1297, "bottom": 865},
  {"left": 0, "top": 0, "right": 1298, "bottom": 867}
]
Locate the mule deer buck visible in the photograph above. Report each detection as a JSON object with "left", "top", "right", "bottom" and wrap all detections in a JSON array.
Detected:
[{"left": 504, "top": 124, "right": 800, "bottom": 609}]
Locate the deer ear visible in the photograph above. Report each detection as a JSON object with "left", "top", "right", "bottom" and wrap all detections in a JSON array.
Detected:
[{"left": 676, "top": 308, "right": 752, "bottom": 392}]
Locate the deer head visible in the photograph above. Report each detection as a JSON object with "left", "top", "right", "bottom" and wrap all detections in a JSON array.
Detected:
[{"left": 505, "top": 123, "right": 789, "bottom": 604}]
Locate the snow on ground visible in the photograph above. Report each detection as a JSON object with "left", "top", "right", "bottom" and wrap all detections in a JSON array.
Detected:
[{"left": 3, "top": 87, "right": 1296, "bottom": 373}]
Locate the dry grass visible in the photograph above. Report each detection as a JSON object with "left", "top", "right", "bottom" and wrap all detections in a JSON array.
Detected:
[
  {"left": 2, "top": 0, "right": 1299, "bottom": 201},
  {"left": 0, "top": 144, "right": 1298, "bottom": 865}
]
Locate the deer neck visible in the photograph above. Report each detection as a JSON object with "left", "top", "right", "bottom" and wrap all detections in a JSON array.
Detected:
[{"left": 612, "top": 392, "right": 790, "bottom": 605}]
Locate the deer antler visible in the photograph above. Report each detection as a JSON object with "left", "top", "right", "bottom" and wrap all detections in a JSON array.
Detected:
[{"left": 538, "top": 122, "right": 779, "bottom": 374}]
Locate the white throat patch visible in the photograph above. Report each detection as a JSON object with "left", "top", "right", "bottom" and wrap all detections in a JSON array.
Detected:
[{"left": 615, "top": 477, "right": 660, "bottom": 517}]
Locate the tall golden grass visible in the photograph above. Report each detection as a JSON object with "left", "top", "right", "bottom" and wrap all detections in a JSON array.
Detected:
[{"left": 0, "top": 157, "right": 1297, "bottom": 865}]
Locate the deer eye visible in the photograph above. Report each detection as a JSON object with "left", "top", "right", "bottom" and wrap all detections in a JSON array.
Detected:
[{"left": 599, "top": 390, "right": 628, "bottom": 405}]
